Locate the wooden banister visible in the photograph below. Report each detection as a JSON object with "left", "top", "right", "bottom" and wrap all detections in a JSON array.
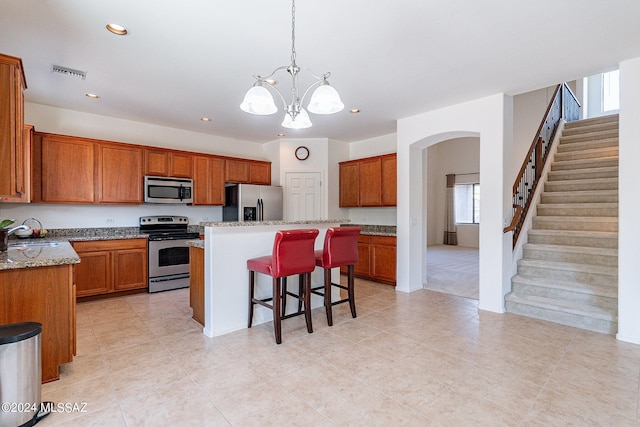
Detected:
[{"left": 505, "top": 83, "right": 580, "bottom": 248}]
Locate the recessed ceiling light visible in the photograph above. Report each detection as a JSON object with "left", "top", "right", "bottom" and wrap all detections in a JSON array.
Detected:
[
  {"left": 349, "top": 109, "right": 360, "bottom": 113},
  {"left": 265, "top": 79, "right": 277, "bottom": 85},
  {"left": 277, "top": 133, "right": 285, "bottom": 137},
  {"left": 201, "top": 117, "right": 211, "bottom": 122},
  {"left": 106, "top": 23, "right": 128, "bottom": 35},
  {"left": 85, "top": 93, "right": 100, "bottom": 99}
]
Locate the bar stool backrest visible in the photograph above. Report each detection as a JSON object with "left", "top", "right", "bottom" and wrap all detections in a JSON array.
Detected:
[
  {"left": 321, "top": 226, "right": 361, "bottom": 268},
  {"left": 272, "top": 229, "right": 319, "bottom": 278}
]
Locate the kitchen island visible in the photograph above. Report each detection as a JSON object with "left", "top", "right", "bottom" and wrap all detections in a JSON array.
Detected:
[
  {"left": 199, "top": 220, "right": 347, "bottom": 337},
  {"left": 0, "top": 241, "right": 80, "bottom": 382}
]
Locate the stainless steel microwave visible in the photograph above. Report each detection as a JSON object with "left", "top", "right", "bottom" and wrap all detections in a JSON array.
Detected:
[{"left": 144, "top": 176, "right": 193, "bottom": 204}]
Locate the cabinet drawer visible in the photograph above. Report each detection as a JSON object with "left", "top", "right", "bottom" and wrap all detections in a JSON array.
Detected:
[
  {"left": 72, "top": 238, "right": 147, "bottom": 252},
  {"left": 357, "top": 235, "right": 371, "bottom": 244},
  {"left": 370, "top": 235, "right": 396, "bottom": 246}
]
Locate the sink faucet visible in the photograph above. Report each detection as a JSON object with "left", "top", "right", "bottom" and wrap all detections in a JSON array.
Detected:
[{"left": 6, "top": 225, "right": 28, "bottom": 235}]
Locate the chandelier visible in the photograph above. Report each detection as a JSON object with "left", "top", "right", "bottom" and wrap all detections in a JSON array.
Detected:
[{"left": 240, "top": 0, "right": 344, "bottom": 129}]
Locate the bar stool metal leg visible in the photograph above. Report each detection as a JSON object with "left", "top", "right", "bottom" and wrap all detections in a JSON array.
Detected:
[
  {"left": 347, "top": 265, "right": 357, "bottom": 318},
  {"left": 273, "top": 277, "right": 282, "bottom": 344},
  {"left": 323, "top": 268, "right": 333, "bottom": 326},
  {"left": 248, "top": 270, "right": 255, "bottom": 328}
]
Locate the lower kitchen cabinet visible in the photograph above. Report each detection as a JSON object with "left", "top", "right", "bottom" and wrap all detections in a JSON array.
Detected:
[
  {"left": 72, "top": 238, "right": 148, "bottom": 298},
  {"left": 343, "top": 234, "right": 396, "bottom": 285},
  {"left": 189, "top": 246, "right": 204, "bottom": 326},
  {"left": 0, "top": 264, "right": 75, "bottom": 383}
]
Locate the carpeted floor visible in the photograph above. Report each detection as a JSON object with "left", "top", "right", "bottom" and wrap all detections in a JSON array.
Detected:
[{"left": 426, "top": 244, "right": 479, "bottom": 299}]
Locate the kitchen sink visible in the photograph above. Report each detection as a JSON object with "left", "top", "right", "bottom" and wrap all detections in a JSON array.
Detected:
[{"left": 9, "top": 241, "right": 60, "bottom": 249}]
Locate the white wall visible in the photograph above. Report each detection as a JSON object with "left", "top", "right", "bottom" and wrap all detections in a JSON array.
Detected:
[
  {"left": 397, "top": 93, "right": 513, "bottom": 314},
  {"left": 616, "top": 57, "right": 640, "bottom": 344},
  {"left": 426, "top": 137, "right": 480, "bottom": 248},
  {"left": 328, "top": 139, "right": 349, "bottom": 220},
  {"left": 512, "top": 86, "right": 556, "bottom": 181}
]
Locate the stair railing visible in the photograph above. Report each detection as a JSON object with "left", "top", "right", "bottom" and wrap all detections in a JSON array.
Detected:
[{"left": 505, "top": 83, "right": 580, "bottom": 247}]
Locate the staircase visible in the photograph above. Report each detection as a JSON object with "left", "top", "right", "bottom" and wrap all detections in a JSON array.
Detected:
[{"left": 505, "top": 114, "right": 619, "bottom": 334}]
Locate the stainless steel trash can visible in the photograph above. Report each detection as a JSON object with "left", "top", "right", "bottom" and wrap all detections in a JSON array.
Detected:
[{"left": 0, "top": 322, "right": 42, "bottom": 427}]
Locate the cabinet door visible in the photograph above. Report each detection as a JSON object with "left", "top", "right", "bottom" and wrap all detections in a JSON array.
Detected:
[
  {"left": 189, "top": 247, "right": 205, "bottom": 326},
  {"left": 144, "top": 149, "right": 169, "bottom": 176},
  {"left": 170, "top": 152, "right": 193, "bottom": 178},
  {"left": 225, "top": 159, "right": 250, "bottom": 183},
  {"left": 371, "top": 237, "right": 396, "bottom": 284},
  {"left": 249, "top": 162, "right": 271, "bottom": 185},
  {"left": 1, "top": 124, "right": 31, "bottom": 203},
  {"left": 359, "top": 157, "right": 382, "bottom": 206},
  {"left": 339, "top": 162, "right": 359, "bottom": 207},
  {"left": 193, "top": 156, "right": 225, "bottom": 205},
  {"left": 381, "top": 154, "right": 397, "bottom": 206},
  {"left": 97, "top": 143, "right": 143, "bottom": 204},
  {"left": 0, "top": 56, "right": 24, "bottom": 198},
  {"left": 73, "top": 250, "right": 112, "bottom": 296},
  {"left": 114, "top": 248, "right": 148, "bottom": 291},
  {"left": 41, "top": 136, "right": 95, "bottom": 203},
  {"left": 355, "top": 237, "right": 371, "bottom": 277}
]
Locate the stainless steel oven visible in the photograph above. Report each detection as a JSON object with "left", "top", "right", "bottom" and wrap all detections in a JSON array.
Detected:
[{"left": 140, "top": 215, "right": 199, "bottom": 293}]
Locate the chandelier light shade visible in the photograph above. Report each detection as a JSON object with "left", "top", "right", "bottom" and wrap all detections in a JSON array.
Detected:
[{"left": 240, "top": 0, "right": 344, "bottom": 129}]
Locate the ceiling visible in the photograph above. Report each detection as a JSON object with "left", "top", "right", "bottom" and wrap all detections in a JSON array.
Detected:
[{"left": 1, "top": 0, "right": 639, "bottom": 143}]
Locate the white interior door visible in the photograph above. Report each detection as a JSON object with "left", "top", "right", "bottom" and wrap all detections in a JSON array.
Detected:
[{"left": 285, "top": 172, "right": 322, "bottom": 221}]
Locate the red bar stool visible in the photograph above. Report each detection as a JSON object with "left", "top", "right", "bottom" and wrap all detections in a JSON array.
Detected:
[
  {"left": 312, "top": 226, "right": 361, "bottom": 326},
  {"left": 247, "top": 229, "right": 319, "bottom": 344}
]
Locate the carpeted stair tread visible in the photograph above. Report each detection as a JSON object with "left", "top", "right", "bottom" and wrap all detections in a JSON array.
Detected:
[
  {"left": 505, "top": 293, "right": 618, "bottom": 322},
  {"left": 554, "top": 146, "right": 619, "bottom": 162},
  {"left": 522, "top": 243, "right": 617, "bottom": 257},
  {"left": 517, "top": 258, "right": 617, "bottom": 276},
  {"left": 557, "top": 137, "right": 618, "bottom": 152},
  {"left": 559, "top": 131, "right": 618, "bottom": 145},
  {"left": 540, "top": 190, "right": 618, "bottom": 204},
  {"left": 563, "top": 114, "right": 618, "bottom": 128},
  {"left": 547, "top": 166, "right": 618, "bottom": 181},
  {"left": 531, "top": 216, "right": 617, "bottom": 232},
  {"left": 511, "top": 274, "right": 618, "bottom": 298},
  {"left": 544, "top": 178, "right": 618, "bottom": 191},
  {"left": 561, "top": 121, "right": 618, "bottom": 136},
  {"left": 551, "top": 157, "right": 618, "bottom": 171}
]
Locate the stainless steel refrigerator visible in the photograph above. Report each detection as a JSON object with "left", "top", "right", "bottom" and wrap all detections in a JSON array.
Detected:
[{"left": 223, "top": 184, "right": 284, "bottom": 221}]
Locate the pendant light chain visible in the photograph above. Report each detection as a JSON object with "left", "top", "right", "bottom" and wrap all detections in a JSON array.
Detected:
[{"left": 290, "top": 0, "right": 296, "bottom": 65}]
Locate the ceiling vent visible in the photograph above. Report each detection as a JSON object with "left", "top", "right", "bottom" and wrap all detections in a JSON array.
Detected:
[{"left": 51, "top": 65, "right": 86, "bottom": 80}]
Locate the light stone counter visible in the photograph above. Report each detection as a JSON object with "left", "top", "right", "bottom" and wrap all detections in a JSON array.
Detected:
[
  {"left": 0, "top": 241, "right": 80, "bottom": 270},
  {"left": 200, "top": 219, "right": 348, "bottom": 337}
]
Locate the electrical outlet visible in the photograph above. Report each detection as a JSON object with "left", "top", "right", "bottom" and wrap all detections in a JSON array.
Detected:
[{"left": 106, "top": 218, "right": 115, "bottom": 226}]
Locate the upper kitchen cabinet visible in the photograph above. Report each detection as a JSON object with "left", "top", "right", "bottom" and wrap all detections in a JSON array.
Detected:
[
  {"left": 36, "top": 133, "right": 96, "bottom": 203},
  {"left": 339, "top": 153, "right": 396, "bottom": 207},
  {"left": 339, "top": 162, "right": 359, "bottom": 207},
  {"left": 225, "top": 158, "right": 271, "bottom": 185},
  {"left": 144, "top": 149, "right": 193, "bottom": 178},
  {"left": 2, "top": 125, "right": 32, "bottom": 203},
  {"left": 97, "top": 143, "right": 143, "bottom": 204},
  {"left": 0, "top": 54, "right": 27, "bottom": 199},
  {"left": 193, "top": 155, "right": 225, "bottom": 205},
  {"left": 380, "top": 153, "right": 397, "bottom": 206}
]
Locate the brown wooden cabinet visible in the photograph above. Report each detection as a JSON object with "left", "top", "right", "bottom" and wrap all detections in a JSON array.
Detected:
[
  {"left": 2, "top": 124, "right": 32, "bottom": 203},
  {"left": 0, "top": 264, "right": 75, "bottom": 383},
  {"left": 339, "top": 153, "right": 396, "bottom": 207},
  {"left": 189, "top": 246, "right": 204, "bottom": 326},
  {"left": 359, "top": 157, "right": 382, "bottom": 206},
  {"left": 381, "top": 154, "right": 397, "bottom": 206},
  {"left": 39, "top": 134, "right": 96, "bottom": 203},
  {"left": 249, "top": 161, "right": 271, "bottom": 185},
  {"left": 344, "top": 234, "right": 396, "bottom": 285},
  {"left": 144, "top": 149, "right": 193, "bottom": 178},
  {"left": 225, "top": 158, "right": 271, "bottom": 184},
  {"left": 72, "top": 239, "right": 148, "bottom": 298},
  {"left": 193, "top": 155, "right": 225, "bottom": 205},
  {"left": 339, "top": 162, "right": 360, "bottom": 207},
  {"left": 0, "top": 53, "right": 26, "bottom": 199},
  {"left": 97, "top": 143, "right": 143, "bottom": 204},
  {"left": 225, "top": 159, "right": 250, "bottom": 183}
]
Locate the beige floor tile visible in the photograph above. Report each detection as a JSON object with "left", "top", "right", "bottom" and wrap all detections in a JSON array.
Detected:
[{"left": 35, "top": 280, "right": 640, "bottom": 426}]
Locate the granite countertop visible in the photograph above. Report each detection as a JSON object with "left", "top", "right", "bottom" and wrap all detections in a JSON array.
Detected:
[
  {"left": 348, "top": 224, "right": 397, "bottom": 237},
  {"left": 187, "top": 239, "right": 204, "bottom": 249},
  {"left": 1, "top": 227, "right": 149, "bottom": 271},
  {"left": 201, "top": 219, "right": 349, "bottom": 227},
  {"left": 0, "top": 241, "right": 80, "bottom": 270}
]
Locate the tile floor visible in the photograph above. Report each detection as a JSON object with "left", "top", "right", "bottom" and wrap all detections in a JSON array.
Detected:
[{"left": 38, "top": 279, "right": 640, "bottom": 426}]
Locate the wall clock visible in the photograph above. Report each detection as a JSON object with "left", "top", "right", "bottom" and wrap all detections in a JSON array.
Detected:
[{"left": 295, "top": 146, "right": 310, "bottom": 161}]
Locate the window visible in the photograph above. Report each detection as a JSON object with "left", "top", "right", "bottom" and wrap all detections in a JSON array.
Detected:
[
  {"left": 455, "top": 183, "right": 480, "bottom": 224},
  {"left": 602, "top": 70, "right": 620, "bottom": 112}
]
